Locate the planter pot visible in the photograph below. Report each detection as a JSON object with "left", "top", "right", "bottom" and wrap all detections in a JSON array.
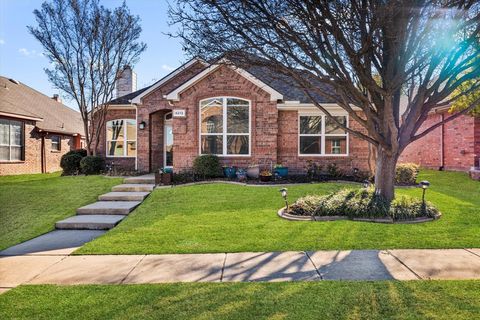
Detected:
[
  {"left": 246, "top": 166, "right": 260, "bottom": 179},
  {"left": 236, "top": 171, "right": 247, "bottom": 182},
  {"left": 223, "top": 167, "right": 237, "bottom": 179},
  {"left": 274, "top": 167, "right": 289, "bottom": 178},
  {"left": 161, "top": 172, "right": 172, "bottom": 185},
  {"left": 260, "top": 174, "right": 272, "bottom": 182}
]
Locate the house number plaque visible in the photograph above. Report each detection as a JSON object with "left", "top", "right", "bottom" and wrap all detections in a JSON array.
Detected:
[{"left": 173, "top": 109, "right": 186, "bottom": 118}]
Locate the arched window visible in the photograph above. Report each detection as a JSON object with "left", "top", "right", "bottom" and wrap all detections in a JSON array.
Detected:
[
  {"left": 106, "top": 119, "right": 136, "bottom": 157},
  {"left": 199, "top": 97, "right": 250, "bottom": 156}
]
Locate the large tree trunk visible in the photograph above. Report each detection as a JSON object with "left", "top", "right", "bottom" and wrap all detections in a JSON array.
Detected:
[{"left": 374, "top": 147, "right": 399, "bottom": 202}]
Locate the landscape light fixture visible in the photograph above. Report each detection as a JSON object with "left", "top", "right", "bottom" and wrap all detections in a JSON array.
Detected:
[
  {"left": 420, "top": 180, "right": 430, "bottom": 205},
  {"left": 363, "top": 180, "right": 370, "bottom": 189},
  {"left": 279, "top": 188, "right": 288, "bottom": 210}
]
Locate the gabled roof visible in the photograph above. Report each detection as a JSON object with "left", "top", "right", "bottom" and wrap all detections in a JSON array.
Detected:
[
  {"left": 130, "top": 57, "right": 208, "bottom": 104},
  {"left": 0, "top": 76, "right": 85, "bottom": 136},
  {"left": 110, "top": 56, "right": 339, "bottom": 106}
]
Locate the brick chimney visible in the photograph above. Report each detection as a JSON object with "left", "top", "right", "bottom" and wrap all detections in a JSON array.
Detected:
[
  {"left": 52, "top": 94, "right": 62, "bottom": 103},
  {"left": 116, "top": 65, "right": 137, "bottom": 98}
]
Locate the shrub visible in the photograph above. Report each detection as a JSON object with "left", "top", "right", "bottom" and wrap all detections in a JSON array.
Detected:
[
  {"left": 80, "top": 155, "right": 105, "bottom": 175},
  {"left": 193, "top": 155, "right": 223, "bottom": 178},
  {"left": 60, "top": 153, "right": 83, "bottom": 175},
  {"left": 289, "top": 188, "right": 439, "bottom": 220},
  {"left": 64, "top": 149, "right": 88, "bottom": 158},
  {"left": 396, "top": 163, "right": 420, "bottom": 185}
]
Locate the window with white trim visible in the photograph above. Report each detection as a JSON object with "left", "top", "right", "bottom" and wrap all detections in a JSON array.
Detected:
[
  {"left": 299, "top": 115, "right": 348, "bottom": 155},
  {"left": 0, "top": 119, "right": 24, "bottom": 161},
  {"left": 51, "top": 135, "right": 61, "bottom": 151},
  {"left": 106, "top": 119, "right": 136, "bottom": 157},
  {"left": 200, "top": 97, "right": 250, "bottom": 156}
]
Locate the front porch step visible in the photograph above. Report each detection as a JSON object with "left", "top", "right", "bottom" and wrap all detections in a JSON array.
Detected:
[
  {"left": 124, "top": 175, "right": 155, "bottom": 184},
  {"left": 98, "top": 192, "right": 150, "bottom": 201},
  {"left": 56, "top": 215, "right": 125, "bottom": 230},
  {"left": 76, "top": 201, "right": 142, "bottom": 215},
  {"left": 112, "top": 184, "right": 155, "bottom": 192}
]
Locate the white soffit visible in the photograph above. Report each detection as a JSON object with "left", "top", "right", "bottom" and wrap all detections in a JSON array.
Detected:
[{"left": 131, "top": 58, "right": 207, "bottom": 104}]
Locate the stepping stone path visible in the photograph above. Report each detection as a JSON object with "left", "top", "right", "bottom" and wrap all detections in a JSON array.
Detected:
[{"left": 55, "top": 174, "right": 156, "bottom": 230}]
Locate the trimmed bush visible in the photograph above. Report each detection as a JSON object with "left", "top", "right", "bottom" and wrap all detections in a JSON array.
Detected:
[
  {"left": 64, "top": 149, "right": 88, "bottom": 158},
  {"left": 60, "top": 153, "right": 83, "bottom": 175},
  {"left": 289, "top": 188, "right": 439, "bottom": 220},
  {"left": 193, "top": 155, "right": 223, "bottom": 178},
  {"left": 396, "top": 163, "right": 420, "bottom": 185},
  {"left": 80, "top": 155, "right": 105, "bottom": 175}
]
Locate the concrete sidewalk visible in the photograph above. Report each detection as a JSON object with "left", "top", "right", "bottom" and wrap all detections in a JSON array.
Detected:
[{"left": 1, "top": 249, "right": 480, "bottom": 290}]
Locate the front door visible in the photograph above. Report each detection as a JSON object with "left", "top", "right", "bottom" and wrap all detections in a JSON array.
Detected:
[{"left": 164, "top": 112, "right": 173, "bottom": 168}]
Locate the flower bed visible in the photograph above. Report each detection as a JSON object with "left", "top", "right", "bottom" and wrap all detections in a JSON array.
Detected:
[{"left": 282, "top": 188, "right": 441, "bottom": 223}]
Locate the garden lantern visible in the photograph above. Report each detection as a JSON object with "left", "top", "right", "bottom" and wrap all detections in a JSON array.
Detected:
[
  {"left": 363, "top": 180, "right": 370, "bottom": 189},
  {"left": 419, "top": 180, "right": 430, "bottom": 205},
  {"left": 279, "top": 188, "right": 288, "bottom": 209}
]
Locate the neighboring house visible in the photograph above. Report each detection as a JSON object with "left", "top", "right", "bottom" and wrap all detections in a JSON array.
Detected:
[
  {"left": 0, "top": 76, "right": 85, "bottom": 175},
  {"left": 97, "top": 59, "right": 373, "bottom": 174},
  {"left": 399, "top": 107, "right": 480, "bottom": 178}
]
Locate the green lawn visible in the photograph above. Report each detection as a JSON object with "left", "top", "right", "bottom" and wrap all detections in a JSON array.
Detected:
[
  {"left": 0, "top": 172, "right": 122, "bottom": 251},
  {"left": 77, "top": 170, "right": 480, "bottom": 255},
  {"left": 1, "top": 281, "right": 479, "bottom": 319}
]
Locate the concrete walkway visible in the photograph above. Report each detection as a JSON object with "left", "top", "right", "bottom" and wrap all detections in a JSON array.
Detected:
[{"left": 1, "top": 249, "right": 480, "bottom": 290}]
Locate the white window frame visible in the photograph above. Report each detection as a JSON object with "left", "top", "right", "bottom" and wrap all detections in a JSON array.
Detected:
[
  {"left": 298, "top": 113, "right": 349, "bottom": 157},
  {"left": 0, "top": 119, "right": 24, "bottom": 161},
  {"left": 106, "top": 119, "right": 137, "bottom": 158},
  {"left": 51, "top": 135, "right": 61, "bottom": 151},
  {"left": 199, "top": 97, "right": 251, "bottom": 157}
]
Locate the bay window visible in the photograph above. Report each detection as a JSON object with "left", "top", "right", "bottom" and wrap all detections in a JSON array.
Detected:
[
  {"left": 0, "top": 119, "right": 24, "bottom": 161},
  {"left": 106, "top": 119, "right": 136, "bottom": 157},
  {"left": 299, "top": 114, "right": 348, "bottom": 156},
  {"left": 200, "top": 97, "right": 250, "bottom": 156}
]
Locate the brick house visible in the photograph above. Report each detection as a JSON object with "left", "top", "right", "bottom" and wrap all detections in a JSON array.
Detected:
[
  {"left": 399, "top": 108, "right": 480, "bottom": 177},
  {"left": 97, "top": 59, "right": 480, "bottom": 178},
  {"left": 0, "top": 76, "right": 84, "bottom": 175},
  {"left": 98, "top": 59, "right": 374, "bottom": 174}
]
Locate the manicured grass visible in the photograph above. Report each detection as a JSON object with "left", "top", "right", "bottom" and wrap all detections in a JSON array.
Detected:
[
  {"left": 0, "top": 172, "right": 122, "bottom": 251},
  {"left": 1, "top": 281, "right": 479, "bottom": 319},
  {"left": 77, "top": 170, "right": 480, "bottom": 255}
]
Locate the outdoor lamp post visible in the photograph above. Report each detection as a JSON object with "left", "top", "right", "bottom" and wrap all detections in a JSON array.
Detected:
[
  {"left": 420, "top": 180, "right": 430, "bottom": 206},
  {"left": 279, "top": 188, "right": 288, "bottom": 210}
]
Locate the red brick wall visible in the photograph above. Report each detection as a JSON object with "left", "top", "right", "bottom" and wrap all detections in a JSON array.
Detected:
[
  {"left": 170, "top": 65, "right": 278, "bottom": 172},
  {"left": 277, "top": 111, "right": 372, "bottom": 174},
  {"left": 137, "top": 61, "right": 207, "bottom": 172},
  {"left": 0, "top": 116, "right": 76, "bottom": 175},
  {"left": 399, "top": 111, "right": 478, "bottom": 171}
]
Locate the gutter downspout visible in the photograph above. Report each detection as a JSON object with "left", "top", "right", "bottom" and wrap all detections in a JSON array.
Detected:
[
  {"left": 135, "top": 105, "right": 138, "bottom": 171},
  {"left": 41, "top": 134, "right": 46, "bottom": 173},
  {"left": 440, "top": 113, "right": 445, "bottom": 170}
]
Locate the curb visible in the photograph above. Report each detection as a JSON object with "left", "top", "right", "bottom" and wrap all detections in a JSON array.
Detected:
[{"left": 277, "top": 208, "right": 441, "bottom": 224}]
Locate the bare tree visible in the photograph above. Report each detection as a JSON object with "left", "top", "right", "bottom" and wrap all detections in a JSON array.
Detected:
[
  {"left": 29, "top": 0, "right": 146, "bottom": 155},
  {"left": 170, "top": 0, "right": 480, "bottom": 201}
]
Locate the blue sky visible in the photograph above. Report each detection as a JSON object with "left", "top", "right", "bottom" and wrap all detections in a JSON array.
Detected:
[{"left": 0, "top": 0, "right": 187, "bottom": 109}]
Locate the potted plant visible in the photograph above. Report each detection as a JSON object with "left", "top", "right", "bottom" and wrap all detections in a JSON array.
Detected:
[
  {"left": 259, "top": 169, "right": 273, "bottom": 182},
  {"left": 155, "top": 167, "right": 173, "bottom": 185},
  {"left": 236, "top": 168, "right": 247, "bottom": 182},
  {"left": 274, "top": 164, "right": 289, "bottom": 178},
  {"left": 246, "top": 164, "right": 260, "bottom": 179},
  {"left": 223, "top": 165, "right": 237, "bottom": 179}
]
